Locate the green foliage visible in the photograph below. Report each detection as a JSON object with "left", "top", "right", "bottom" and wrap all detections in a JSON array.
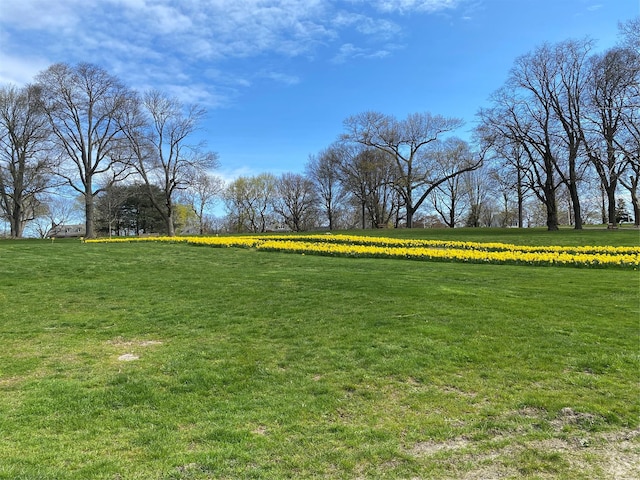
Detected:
[
  {"left": 95, "top": 183, "right": 167, "bottom": 235},
  {"left": 0, "top": 231, "right": 638, "bottom": 478}
]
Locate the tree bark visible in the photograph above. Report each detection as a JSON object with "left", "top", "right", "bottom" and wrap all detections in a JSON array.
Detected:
[{"left": 85, "top": 188, "right": 95, "bottom": 238}]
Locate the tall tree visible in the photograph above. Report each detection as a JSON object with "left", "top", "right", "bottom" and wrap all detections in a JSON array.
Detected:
[
  {"left": 478, "top": 87, "right": 561, "bottom": 231},
  {"left": 0, "top": 84, "right": 52, "bottom": 237},
  {"left": 274, "top": 172, "right": 318, "bottom": 232},
  {"left": 429, "top": 138, "right": 474, "bottom": 228},
  {"left": 342, "top": 111, "right": 478, "bottom": 227},
  {"left": 124, "top": 90, "right": 218, "bottom": 236},
  {"left": 306, "top": 146, "right": 348, "bottom": 230},
  {"left": 35, "top": 63, "right": 135, "bottom": 238},
  {"left": 614, "top": 19, "right": 640, "bottom": 226},
  {"left": 583, "top": 46, "right": 639, "bottom": 226},
  {"left": 507, "top": 40, "right": 592, "bottom": 229},
  {"left": 337, "top": 143, "right": 401, "bottom": 229},
  {"left": 618, "top": 17, "right": 640, "bottom": 53}
]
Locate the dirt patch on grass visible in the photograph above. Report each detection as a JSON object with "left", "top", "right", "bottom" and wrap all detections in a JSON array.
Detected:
[
  {"left": 407, "top": 406, "right": 640, "bottom": 479},
  {"left": 117, "top": 353, "right": 139, "bottom": 361},
  {"left": 106, "top": 337, "right": 164, "bottom": 348},
  {"left": 551, "top": 406, "right": 601, "bottom": 430}
]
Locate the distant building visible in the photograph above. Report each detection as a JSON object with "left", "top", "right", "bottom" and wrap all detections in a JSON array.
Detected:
[{"left": 48, "top": 224, "right": 86, "bottom": 238}]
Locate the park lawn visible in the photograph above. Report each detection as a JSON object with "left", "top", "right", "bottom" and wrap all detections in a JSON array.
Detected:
[{"left": 0, "top": 231, "right": 638, "bottom": 479}]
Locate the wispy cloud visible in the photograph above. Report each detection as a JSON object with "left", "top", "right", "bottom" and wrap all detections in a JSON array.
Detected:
[
  {"left": 0, "top": 0, "right": 470, "bottom": 103},
  {"left": 332, "top": 43, "right": 394, "bottom": 63},
  {"left": 261, "top": 72, "right": 301, "bottom": 86},
  {"left": 355, "top": 0, "right": 462, "bottom": 14},
  {"left": 332, "top": 11, "right": 401, "bottom": 39}
]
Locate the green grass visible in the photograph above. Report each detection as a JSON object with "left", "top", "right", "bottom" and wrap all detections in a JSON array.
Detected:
[{"left": 0, "top": 230, "right": 638, "bottom": 479}]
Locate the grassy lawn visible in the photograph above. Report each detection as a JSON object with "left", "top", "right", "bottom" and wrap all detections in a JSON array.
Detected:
[{"left": 0, "top": 229, "right": 638, "bottom": 479}]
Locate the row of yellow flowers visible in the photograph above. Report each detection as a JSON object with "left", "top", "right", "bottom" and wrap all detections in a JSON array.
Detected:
[
  {"left": 268, "top": 234, "right": 640, "bottom": 255},
  {"left": 86, "top": 234, "right": 640, "bottom": 268}
]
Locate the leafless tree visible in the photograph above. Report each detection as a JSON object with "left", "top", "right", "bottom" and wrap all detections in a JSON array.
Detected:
[
  {"left": 481, "top": 134, "right": 532, "bottom": 228},
  {"left": 510, "top": 40, "right": 593, "bottom": 229},
  {"left": 182, "top": 171, "right": 225, "bottom": 234},
  {"left": 342, "top": 111, "right": 478, "bottom": 227},
  {"left": 429, "top": 138, "right": 475, "bottom": 228},
  {"left": 337, "top": 143, "right": 402, "bottom": 229},
  {"left": 123, "top": 90, "right": 218, "bottom": 236},
  {"left": 32, "top": 192, "right": 80, "bottom": 238},
  {"left": 35, "top": 63, "right": 136, "bottom": 238},
  {"left": 582, "top": 45, "right": 639, "bottom": 226},
  {"left": 0, "top": 84, "right": 54, "bottom": 237},
  {"left": 306, "top": 146, "right": 349, "bottom": 230},
  {"left": 618, "top": 17, "right": 639, "bottom": 53},
  {"left": 273, "top": 172, "right": 318, "bottom": 232}
]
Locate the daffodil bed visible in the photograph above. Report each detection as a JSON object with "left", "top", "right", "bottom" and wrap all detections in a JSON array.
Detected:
[{"left": 87, "top": 234, "right": 640, "bottom": 268}]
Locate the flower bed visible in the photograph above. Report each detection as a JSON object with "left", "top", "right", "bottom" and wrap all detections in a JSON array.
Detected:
[{"left": 86, "top": 234, "right": 640, "bottom": 268}]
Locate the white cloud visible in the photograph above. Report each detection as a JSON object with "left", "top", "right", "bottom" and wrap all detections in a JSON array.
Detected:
[
  {"left": 262, "top": 72, "right": 301, "bottom": 86},
  {"left": 332, "top": 11, "right": 401, "bottom": 39},
  {"left": 0, "top": 51, "right": 50, "bottom": 85},
  {"left": 0, "top": 0, "right": 85, "bottom": 30},
  {"left": 332, "top": 43, "right": 392, "bottom": 63},
  {"left": 0, "top": 0, "right": 469, "bottom": 103},
  {"left": 368, "top": 0, "right": 461, "bottom": 14}
]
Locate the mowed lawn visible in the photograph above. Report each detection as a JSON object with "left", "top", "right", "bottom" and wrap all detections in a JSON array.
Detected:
[{"left": 0, "top": 229, "right": 638, "bottom": 479}]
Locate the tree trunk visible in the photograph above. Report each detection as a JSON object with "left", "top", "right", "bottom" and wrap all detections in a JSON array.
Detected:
[
  {"left": 600, "top": 184, "right": 607, "bottom": 224},
  {"left": 327, "top": 204, "right": 334, "bottom": 231},
  {"left": 406, "top": 204, "right": 415, "bottom": 228},
  {"left": 166, "top": 208, "right": 175, "bottom": 236},
  {"left": 568, "top": 182, "right": 582, "bottom": 230},
  {"left": 544, "top": 183, "right": 559, "bottom": 231},
  {"left": 606, "top": 186, "right": 617, "bottom": 227},
  {"left": 10, "top": 202, "right": 24, "bottom": 238},
  {"left": 517, "top": 169, "right": 524, "bottom": 228},
  {"left": 85, "top": 188, "right": 95, "bottom": 239},
  {"left": 631, "top": 189, "right": 640, "bottom": 227}
]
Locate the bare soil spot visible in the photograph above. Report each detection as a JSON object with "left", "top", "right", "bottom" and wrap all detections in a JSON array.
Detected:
[
  {"left": 107, "top": 337, "right": 164, "bottom": 348},
  {"left": 551, "top": 406, "right": 601, "bottom": 430},
  {"left": 408, "top": 424, "right": 640, "bottom": 479},
  {"left": 117, "top": 354, "right": 139, "bottom": 361}
]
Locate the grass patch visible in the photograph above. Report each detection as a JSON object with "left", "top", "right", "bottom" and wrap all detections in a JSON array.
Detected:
[{"left": 0, "top": 231, "right": 638, "bottom": 479}]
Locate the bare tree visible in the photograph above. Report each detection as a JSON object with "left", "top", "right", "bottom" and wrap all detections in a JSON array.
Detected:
[
  {"left": 505, "top": 40, "right": 593, "bottom": 229},
  {"left": 583, "top": 46, "right": 639, "bottom": 226},
  {"left": 35, "top": 63, "right": 135, "bottom": 238},
  {"left": 342, "top": 111, "right": 477, "bottom": 227},
  {"left": 183, "top": 172, "right": 224, "bottom": 234},
  {"left": 32, "top": 192, "right": 79, "bottom": 238},
  {"left": 124, "top": 90, "right": 218, "bottom": 236},
  {"left": 337, "top": 143, "right": 402, "bottom": 229},
  {"left": 614, "top": 21, "right": 640, "bottom": 226},
  {"left": 306, "top": 146, "right": 349, "bottom": 230},
  {"left": 618, "top": 17, "right": 639, "bottom": 53},
  {"left": 481, "top": 134, "right": 531, "bottom": 228},
  {"left": 429, "top": 138, "right": 474, "bottom": 228},
  {"left": 547, "top": 40, "right": 593, "bottom": 229},
  {"left": 0, "top": 84, "right": 53, "bottom": 237},
  {"left": 273, "top": 172, "right": 318, "bottom": 232}
]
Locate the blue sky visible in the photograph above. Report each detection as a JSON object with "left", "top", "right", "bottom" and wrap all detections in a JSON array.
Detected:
[{"left": 0, "top": 0, "right": 637, "bottom": 182}]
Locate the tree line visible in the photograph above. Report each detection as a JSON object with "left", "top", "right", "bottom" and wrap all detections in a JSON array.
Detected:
[{"left": 1, "top": 18, "right": 637, "bottom": 237}]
